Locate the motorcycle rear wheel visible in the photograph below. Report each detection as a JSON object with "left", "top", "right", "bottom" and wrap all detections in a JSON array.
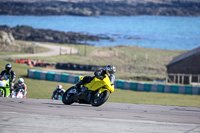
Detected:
[
  {"left": 90, "top": 90, "right": 109, "bottom": 107},
  {"left": 62, "top": 87, "right": 75, "bottom": 105}
]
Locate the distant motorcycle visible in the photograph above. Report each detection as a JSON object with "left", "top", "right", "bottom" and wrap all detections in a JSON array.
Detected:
[
  {"left": 11, "top": 89, "right": 24, "bottom": 98},
  {"left": 52, "top": 92, "right": 63, "bottom": 100},
  {"left": 0, "top": 77, "right": 10, "bottom": 97},
  {"left": 62, "top": 74, "right": 114, "bottom": 107}
]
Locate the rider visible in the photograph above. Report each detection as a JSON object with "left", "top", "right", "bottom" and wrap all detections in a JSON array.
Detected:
[
  {"left": 75, "top": 65, "right": 116, "bottom": 91},
  {"left": 51, "top": 85, "right": 65, "bottom": 100},
  {"left": 0, "top": 64, "right": 16, "bottom": 93},
  {"left": 13, "top": 78, "right": 27, "bottom": 98}
]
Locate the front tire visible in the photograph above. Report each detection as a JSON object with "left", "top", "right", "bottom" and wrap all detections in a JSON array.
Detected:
[
  {"left": 90, "top": 90, "right": 110, "bottom": 107},
  {"left": 62, "top": 87, "right": 76, "bottom": 105},
  {"left": 0, "top": 90, "right": 4, "bottom": 97}
]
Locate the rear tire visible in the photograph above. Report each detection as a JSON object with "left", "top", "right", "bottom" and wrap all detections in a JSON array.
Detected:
[
  {"left": 62, "top": 87, "right": 76, "bottom": 105},
  {"left": 91, "top": 90, "right": 109, "bottom": 107}
]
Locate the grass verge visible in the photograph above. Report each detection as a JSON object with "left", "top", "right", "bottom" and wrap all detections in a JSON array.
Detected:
[
  {"left": 0, "top": 54, "right": 200, "bottom": 107},
  {"left": 10, "top": 41, "right": 186, "bottom": 82}
]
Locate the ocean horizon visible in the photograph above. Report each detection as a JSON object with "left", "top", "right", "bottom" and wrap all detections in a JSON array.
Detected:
[{"left": 0, "top": 15, "right": 200, "bottom": 50}]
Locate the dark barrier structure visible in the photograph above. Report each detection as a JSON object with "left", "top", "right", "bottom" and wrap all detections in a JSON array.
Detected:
[
  {"left": 28, "top": 69, "right": 200, "bottom": 95},
  {"left": 56, "top": 63, "right": 106, "bottom": 71}
]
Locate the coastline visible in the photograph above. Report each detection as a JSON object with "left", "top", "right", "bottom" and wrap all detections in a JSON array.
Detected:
[
  {"left": 0, "top": 25, "right": 113, "bottom": 45},
  {"left": 0, "top": 0, "right": 200, "bottom": 16}
]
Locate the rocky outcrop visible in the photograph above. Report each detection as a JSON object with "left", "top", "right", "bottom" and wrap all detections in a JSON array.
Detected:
[
  {"left": 0, "top": 25, "right": 112, "bottom": 44},
  {"left": 0, "top": 0, "right": 200, "bottom": 16},
  {"left": 0, "top": 31, "right": 16, "bottom": 45}
]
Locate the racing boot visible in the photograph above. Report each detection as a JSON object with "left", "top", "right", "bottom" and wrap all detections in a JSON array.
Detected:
[{"left": 10, "top": 83, "right": 14, "bottom": 97}]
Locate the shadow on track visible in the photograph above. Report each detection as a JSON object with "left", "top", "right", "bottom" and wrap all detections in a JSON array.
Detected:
[{"left": 42, "top": 102, "right": 92, "bottom": 107}]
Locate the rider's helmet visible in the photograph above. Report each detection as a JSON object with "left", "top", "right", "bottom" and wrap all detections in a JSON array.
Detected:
[
  {"left": 18, "top": 78, "right": 24, "bottom": 86},
  {"left": 5, "top": 64, "right": 12, "bottom": 72},
  {"left": 105, "top": 65, "right": 116, "bottom": 76},
  {"left": 56, "top": 85, "right": 62, "bottom": 90}
]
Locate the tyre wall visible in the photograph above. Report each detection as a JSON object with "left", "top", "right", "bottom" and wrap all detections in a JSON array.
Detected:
[
  {"left": 27, "top": 69, "right": 200, "bottom": 95},
  {"left": 55, "top": 63, "right": 106, "bottom": 71}
]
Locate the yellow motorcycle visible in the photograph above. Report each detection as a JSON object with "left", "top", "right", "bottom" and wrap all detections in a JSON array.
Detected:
[{"left": 62, "top": 74, "right": 114, "bottom": 107}]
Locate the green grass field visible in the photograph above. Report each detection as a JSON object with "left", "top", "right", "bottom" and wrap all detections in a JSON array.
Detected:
[
  {"left": 9, "top": 41, "right": 186, "bottom": 81},
  {"left": 0, "top": 42, "right": 200, "bottom": 107}
]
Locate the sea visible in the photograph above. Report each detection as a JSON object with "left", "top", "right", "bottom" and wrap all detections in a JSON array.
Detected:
[{"left": 0, "top": 15, "right": 200, "bottom": 50}]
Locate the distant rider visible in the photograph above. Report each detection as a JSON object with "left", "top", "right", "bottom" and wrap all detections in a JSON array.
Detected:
[
  {"left": 51, "top": 85, "right": 65, "bottom": 100},
  {"left": 0, "top": 64, "right": 16, "bottom": 93},
  {"left": 13, "top": 78, "right": 27, "bottom": 98},
  {"left": 75, "top": 65, "right": 116, "bottom": 91}
]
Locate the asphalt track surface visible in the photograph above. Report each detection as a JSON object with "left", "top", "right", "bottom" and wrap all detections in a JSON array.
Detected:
[
  {"left": 0, "top": 98, "right": 200, "bottom": 133},
  {"left": 1, "top": 44, "right": 200, "bottom": 132}
]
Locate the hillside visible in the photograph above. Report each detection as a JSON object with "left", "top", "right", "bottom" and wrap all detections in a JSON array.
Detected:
[{"left": 0, "top": 0, "right": 200, "bottom": 16}]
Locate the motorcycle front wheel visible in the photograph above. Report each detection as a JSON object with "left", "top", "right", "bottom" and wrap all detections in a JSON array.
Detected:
[
  {"left": 90, "top": 90, "right": 109, "bottom": 107},
  {"left": 62, "top": 87, "right": 75, "bottom": 105},
  {"left": 0, "top": 90, "right": 4, "bottom": 97}
]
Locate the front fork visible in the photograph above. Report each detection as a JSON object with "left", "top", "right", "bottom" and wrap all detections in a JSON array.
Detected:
[{"left": 98, "top": 88, "right": 109, "bottom": 94}]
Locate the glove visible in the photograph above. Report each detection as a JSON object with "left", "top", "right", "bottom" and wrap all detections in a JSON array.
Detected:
[{"left": 21, "top": 89, "right": 25, "bottom": 95}]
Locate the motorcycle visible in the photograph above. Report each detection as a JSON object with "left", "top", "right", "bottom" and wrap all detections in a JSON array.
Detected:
[
  {"left": 62, "top": 74, "right": 114, "bottom": 107},
  {"left": 52, "top": 92, "right": 63, "bottom": 100},
  {"left": 11, "top": 89, "right": 24, "bottom": 98},
  {"left": 0, "top": 77, "right": 10, "bottom": 97}
]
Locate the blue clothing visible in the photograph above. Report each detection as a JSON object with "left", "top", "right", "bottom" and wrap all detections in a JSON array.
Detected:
[
  {"left": 109, "top": 74, "right": 115, "bottom": 84},
  {"left": 51, "top": 89, "right": 65, "bottom": 100}
]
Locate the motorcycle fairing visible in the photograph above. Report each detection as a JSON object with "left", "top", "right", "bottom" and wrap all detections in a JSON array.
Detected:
[
  {"left": 0, "top": 79, "right": 10, "bottom": 97},
  {"left": 0, "top": 80, "right": 7, "bottom": 87},
  {"left": 12, "top": 90, "right": 23, "bottom": 98},
  {"left": 83, "top": 74, "right": 114, "bottom": 94}
]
